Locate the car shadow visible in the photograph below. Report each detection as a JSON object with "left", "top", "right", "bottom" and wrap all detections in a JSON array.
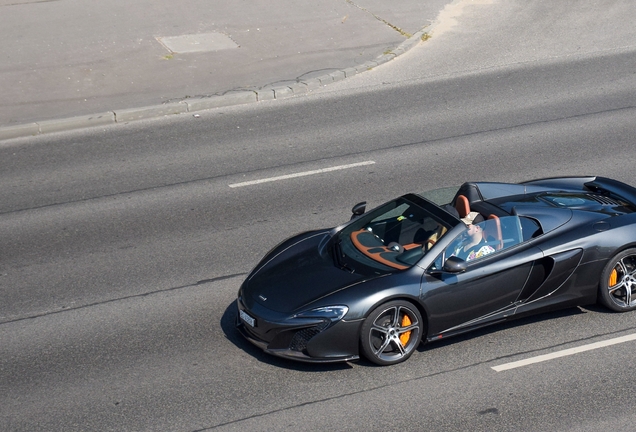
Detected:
[
  {"left": 221, "top": 302, "right": 610, "bottom": 369},
  {"left": 416, "top": 306, "right": 593, "bottom": 353},
  {"left": 578, "top": 303, "right": 611, "bottom": 313}
]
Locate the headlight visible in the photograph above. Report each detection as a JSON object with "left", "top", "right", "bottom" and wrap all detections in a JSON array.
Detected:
[{"left": 292, "top": 306, "right": 349, "bottom": 322}]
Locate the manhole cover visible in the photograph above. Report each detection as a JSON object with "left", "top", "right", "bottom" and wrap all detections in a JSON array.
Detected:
[{"left": 156, "top": 32, "right": 239, "bottom": 54}]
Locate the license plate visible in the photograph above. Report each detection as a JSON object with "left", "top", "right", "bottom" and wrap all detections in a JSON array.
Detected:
[{"left": 239, "top": 309, "right": 256, "bottom": 327}]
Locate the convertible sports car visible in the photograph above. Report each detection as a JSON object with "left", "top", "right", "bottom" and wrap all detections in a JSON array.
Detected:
[{"left": 236, "top": 176, "right": 636, "bottom": 365}]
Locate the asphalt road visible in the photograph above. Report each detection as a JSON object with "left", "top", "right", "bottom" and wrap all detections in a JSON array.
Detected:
[{"left": 2, "top": 0, "right": 636, "bottom": 430}]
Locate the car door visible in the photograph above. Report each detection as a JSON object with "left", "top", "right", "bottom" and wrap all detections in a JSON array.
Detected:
[{"left": 420, "top": 216, "right": 545, "bottom": 337}]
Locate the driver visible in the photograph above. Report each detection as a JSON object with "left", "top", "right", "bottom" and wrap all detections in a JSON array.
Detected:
[{"left": 455, "top": 223, "right": 495, "bottom": 261}]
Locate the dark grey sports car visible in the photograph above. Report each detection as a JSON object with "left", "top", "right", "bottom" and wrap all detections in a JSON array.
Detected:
[{"left": 236, "top": 176, "right": 636, "bottom": 365}]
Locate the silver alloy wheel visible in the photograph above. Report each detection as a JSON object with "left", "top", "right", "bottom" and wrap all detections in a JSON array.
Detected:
[
  {"left": 361, "top": 300, "right": 422, "bottom": 365},
  {"left": 607, "top": 254, "right": 636, "bottom": 309}
]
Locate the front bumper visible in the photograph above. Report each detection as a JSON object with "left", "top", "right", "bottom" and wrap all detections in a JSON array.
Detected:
[{"left": 236, "top": 297, "right": 361, "bottom": 363}]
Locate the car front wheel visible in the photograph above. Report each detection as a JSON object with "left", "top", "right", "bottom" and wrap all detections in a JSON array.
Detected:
[
  {"left": 599, "top": 248, "right": 636, "bottom": 312},
  {"left": 360, "top": 300, "right": 423, "bottom": 366}
]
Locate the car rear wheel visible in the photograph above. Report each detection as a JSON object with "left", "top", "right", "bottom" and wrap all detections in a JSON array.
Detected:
[
  {"left": 360, "top": 300, "right": 423, "bottom": 366},
  {"left": 599, "top": 248, "right": 636, "bottom": 312}
]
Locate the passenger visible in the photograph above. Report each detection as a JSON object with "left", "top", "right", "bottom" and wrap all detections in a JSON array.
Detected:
[{"left": 456, "top": 223, "right": 495, "bottom": 261}]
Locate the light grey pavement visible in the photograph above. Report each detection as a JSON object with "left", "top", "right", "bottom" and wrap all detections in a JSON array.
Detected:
[{"left": 0, "top": 0, "right": 450, "bottom": 140}]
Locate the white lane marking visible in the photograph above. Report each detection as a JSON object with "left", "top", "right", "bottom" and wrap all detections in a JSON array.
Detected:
[
  {"left": 229, "top": 161, "right": 376, "bottom": 188},
  {"left": 492, "top": 333, "right": 636, "bottom": 372}
]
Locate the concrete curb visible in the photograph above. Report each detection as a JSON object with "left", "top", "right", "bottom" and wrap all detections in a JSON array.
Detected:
[{"left": 0, "top": 28, "right": 430, "bottom": 142}]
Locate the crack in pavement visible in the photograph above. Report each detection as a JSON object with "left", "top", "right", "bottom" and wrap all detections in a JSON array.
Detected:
[
  {"left": 1, "top": 0, "right": 61, "bottom": 6},
  {"left": 344, "top": 0, "right": 412, "bottom": 37},
  {"left": 0, "top": 273, "right": 247, "bottom": 326},
  {"left": 201, "top": 324, "right": 636, "bottom": 430}
]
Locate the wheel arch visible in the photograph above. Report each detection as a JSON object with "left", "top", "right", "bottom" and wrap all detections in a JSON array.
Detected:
[
  {"left": 609, "top": 243, "right": 636, "bottom": 257},
  {"left": 597, "top": 246, "right": 636, "bottom": 312},
  {"left": 592, "top": 242, "right": 636, "bottom": 290}
]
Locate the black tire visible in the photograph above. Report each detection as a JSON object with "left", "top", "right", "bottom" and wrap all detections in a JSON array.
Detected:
[
  {"left": 360, "top": 300, "right": 423, "bottom": 366},
  {"left": 598, "top": 248, "right": 636, "bottom": 312}
]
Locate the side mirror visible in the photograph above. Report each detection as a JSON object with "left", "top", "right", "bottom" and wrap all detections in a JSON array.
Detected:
[
  {"left": 443, "top": 256, "right": 467, "bottom": 273},
  {"left": 351, "top": 202, "right": 366, "bottom": 219}
]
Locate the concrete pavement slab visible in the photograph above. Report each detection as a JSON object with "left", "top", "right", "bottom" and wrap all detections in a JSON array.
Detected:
[
  {"left": 38, "top": 112, "right": 116, "bottom": 134},
  {"left": 156, "top": 32, "right": 240, "bottom": 54},
  {"left": 0, "top": 0, "right": 450, "bottom": 140}
]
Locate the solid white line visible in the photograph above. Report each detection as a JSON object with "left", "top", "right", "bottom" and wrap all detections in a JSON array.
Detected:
[
  {"left": 492, "top": 333, "right": 636, "bottom": 372},
  {"left": 229, "top": 161, "right": 376, "bottom": 188}
]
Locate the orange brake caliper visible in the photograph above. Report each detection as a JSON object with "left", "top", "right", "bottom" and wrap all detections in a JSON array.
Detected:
[
  {"left": 609, "top": 268, "right": 618, "bottom": 287},
  {"left": 399, "top": 314, "right": 412, "bottom": 346}
]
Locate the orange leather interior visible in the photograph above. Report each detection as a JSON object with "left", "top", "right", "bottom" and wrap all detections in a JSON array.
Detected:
[
  {"left": 455, "top": 195, "right": 470, "bottom": 218},
  {"left": 486, "top": 214, "right": 504, "bottom": 250},
  {"left": 350, "top": 230, "right": 409, "bottom": 270}
]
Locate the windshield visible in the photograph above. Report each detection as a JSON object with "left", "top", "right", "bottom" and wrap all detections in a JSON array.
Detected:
[{"left": 337, "top": 195, "right": 455, "bottom": 272}]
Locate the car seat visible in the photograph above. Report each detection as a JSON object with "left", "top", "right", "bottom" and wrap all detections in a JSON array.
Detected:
[
  {"left": 483, "top": 215, "right": 504, "bottom": 250},
  {"left": 456, "top": 195, "right": 484, "bottom": 225}
]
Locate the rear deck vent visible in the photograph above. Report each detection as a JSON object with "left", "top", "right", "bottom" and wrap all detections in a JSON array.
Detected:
[{"left": 586, "top": 194, "right": 622, "bottom": 206}]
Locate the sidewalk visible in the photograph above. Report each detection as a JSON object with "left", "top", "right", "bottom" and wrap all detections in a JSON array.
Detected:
[{"left": 0, "top": 0, "right": 449, "bottom": 141}]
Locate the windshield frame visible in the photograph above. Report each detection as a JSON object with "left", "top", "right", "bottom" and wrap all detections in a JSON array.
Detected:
[{"left": 334, "top": 193, "right": 461, "bottom": 274}]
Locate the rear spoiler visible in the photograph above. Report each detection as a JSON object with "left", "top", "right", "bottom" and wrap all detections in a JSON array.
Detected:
[
  {"left": 584, "top": 177, "right": 636, "bottom": 206},
  {"left": 521, "top": 176, "right": 636, "bottom": 206}
]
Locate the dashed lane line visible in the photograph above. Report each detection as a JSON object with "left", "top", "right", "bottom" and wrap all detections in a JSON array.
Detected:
[
  {"left": 229, "top": 161, "right": 375, "bottom": 188},
  {"left": 492, "top": 333, "right": 636, "bottom": 372}
]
